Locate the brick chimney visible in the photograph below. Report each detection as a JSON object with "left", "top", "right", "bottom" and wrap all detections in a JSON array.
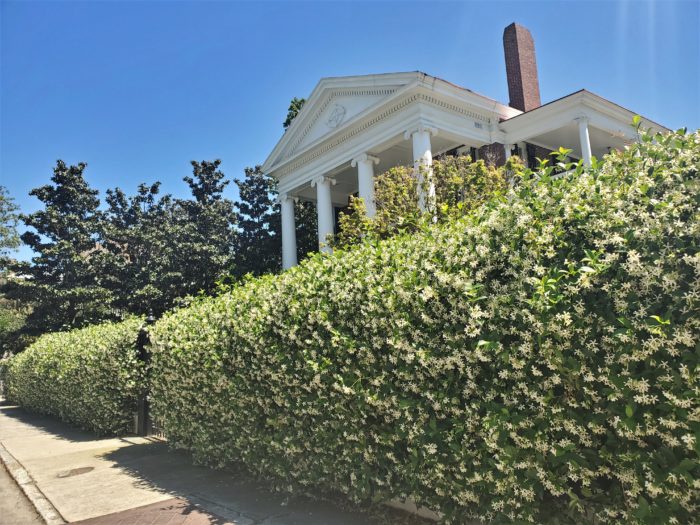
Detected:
[{"left": 503, "top": 23, "right": 541, "bottom": 112}]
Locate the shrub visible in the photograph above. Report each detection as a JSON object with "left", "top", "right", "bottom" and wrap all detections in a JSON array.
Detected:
[
  {"left": 331, "top": 155, "right": 511, "bottom": 249},
  {"left": 149, "top": 130, "right": 699, "bottom": 524},
  {"left": 0, "top": 299, "right": 30, "bottom": 355},
  {"left": 0, "top": 356, "right": 9, "bottom": 395},
  {"left": 4, "top": 318, "right": 145, "bottom": 435}
]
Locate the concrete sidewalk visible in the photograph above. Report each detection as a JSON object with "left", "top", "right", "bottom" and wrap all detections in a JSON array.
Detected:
[{"left": 0, "top": 401, "right": 427, "bottom": 525}]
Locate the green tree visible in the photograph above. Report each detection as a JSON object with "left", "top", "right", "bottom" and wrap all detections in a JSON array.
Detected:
[
  {"left": 175, "top": 159, "right": 237, "bottom": 296},
  {"left": 100, "top": 160, "right": 237, "bottom": 316},
  {"left": 0, "top": 186, "right": 28, "bottom": 355},
  {"left": 0, "top": 186, "right": 20, "bottom": 265},
  {"left": 0, "top": 296, "right": 29, "bottom": 356},
  {"left": 4, "top": 161, "right": 111, "bottom": 336},
  {"left": 233, "top": 166, "right": 318, "bottom": 277},
  {"left": 98, "top": 182, "right": 179, "bottom": 316},
  {"left": 283, "top": 97, "right": 306, "bottom": 130},
  {"left": 233, "top": 166, "right": 281, "bottom": 277},
  {"left": 294, "top": 199, "right": 317, "bottom": 261}
]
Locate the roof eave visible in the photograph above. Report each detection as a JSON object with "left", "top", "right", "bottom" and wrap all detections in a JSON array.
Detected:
[{"left": 500, "top": 89, "right": 669, "bottom": 133}]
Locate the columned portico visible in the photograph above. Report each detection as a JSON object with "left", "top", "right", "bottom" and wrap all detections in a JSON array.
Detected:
[
  {"left": 311, "top": 175, "right": 336, "bottom": 252},
  {"left": 351, "top": 154, "right": 379, "bottom": 218},
  {"left": 279, "top": 194, "right": 297, "bottom": 270},
  {"left": 405, "top": 126, "right": 437, "bottom": 211},
  {"left": 576, "top": 116, "right": 592, "bottom": 166},
  {"left": 263, "top": 73, "right": 667, "bottom": 270}
]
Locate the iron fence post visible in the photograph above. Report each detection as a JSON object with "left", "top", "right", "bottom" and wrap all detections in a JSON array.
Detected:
[{"left": 136, "top": 311, "right": 155, "bottom": 436}]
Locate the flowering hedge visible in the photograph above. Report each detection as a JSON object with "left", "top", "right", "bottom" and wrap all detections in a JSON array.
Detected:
[
  {"left": 149, "top": 130, "right": 699, "bottom": 524},
  {"left": 4, "top": 318, "right": 144, "bottom": 435}
]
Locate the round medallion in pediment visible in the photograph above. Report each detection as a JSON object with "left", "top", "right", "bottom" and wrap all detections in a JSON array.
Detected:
[{"left": 325, "top": 104, "right": 347, "bottom": 128}]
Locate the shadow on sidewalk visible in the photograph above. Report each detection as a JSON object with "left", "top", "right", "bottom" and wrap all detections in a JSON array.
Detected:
[
  {"left": 72, "top": 498, "right": 233, "bottom": 525},
  {"left": 101, "top": 442, "right": 429, "bottom": 525},
  {"left": 0, "top": 401, "right": 430, "bottom": 524},
  {"left": 0, "top": 404, "right": 99, "bottom": 443}
]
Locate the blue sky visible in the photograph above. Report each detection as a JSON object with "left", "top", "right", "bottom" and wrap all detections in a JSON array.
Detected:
[{"left": 2, "top": 0, "right": 699, "bottom": 260}]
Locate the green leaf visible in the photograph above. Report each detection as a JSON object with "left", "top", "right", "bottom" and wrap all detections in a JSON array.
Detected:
[{"left": 636, "top": 495, "right": 650, "bottom": 519}]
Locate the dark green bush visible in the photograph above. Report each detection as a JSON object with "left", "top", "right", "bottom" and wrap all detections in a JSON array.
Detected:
[
  {"left": 150, "top": 130, "right": 699, "bottom": 524},
  {"left": 4, "top": 318, "right": 144, "bottom": 435}
]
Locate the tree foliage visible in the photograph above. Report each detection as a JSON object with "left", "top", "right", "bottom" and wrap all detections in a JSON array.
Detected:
[
  {"left": 0, "top": 186, "right": 26, "bottom": 355},
  {"left": 0, "top": 186, "right": 20, "bottom": 265},
  {"left": 4, "top": 161, "right": 111, "bottom": 335},
  {"left": 98, "top": 182, "right": 178, "bottom": 316},
  {"left": 174, "top": 159, "right": 237, "bottom": 296},
  {"left": 233, "top": 166, "right": 281, "bottom": 277},
  {"left": 0, "top": 295, "right": 28, "bottom": 357},
  {"left": 99, "top": 160, "right": 237, "bottom": 317},
  {"left": 283, "top": 97, "right": 306, "bottom": 130},
  {"left": 2, "top": 159, "right": 239, "bottom": 348},
  {"left": 233, "top": 165, "right": 318, "bottom": 277},
  {"left": 294, "top": 199, "right": 318, "bottom": 261}
]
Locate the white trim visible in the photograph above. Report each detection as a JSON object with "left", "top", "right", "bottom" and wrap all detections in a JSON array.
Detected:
[
  {"left": 310, "top": 175, "right": 337, "bottom": 188},
  {"left": 273, "top": 92, "right": 502, "bottom": 192},
  {"left": 500, "top": 90, "right": 668, "bottom": 144},
  {"left": 350, "top": 153, "right": 380, "bottom": 167},
  {"left": 263, "top": 73, "right": 420, "bottom": 172},
  {"left": 263, "top": 72, "right": 517, "bottom": 175}
]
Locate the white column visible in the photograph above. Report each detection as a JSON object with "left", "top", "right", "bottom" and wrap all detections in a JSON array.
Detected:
[
  {"left": 311, "top": 175, "right": 336, "bottom": 253},
  {"left": 577, "top": 116, "right": 592, "bottom": 167},
  {"left": 504, "top": 144, "right": 513, "bottom": 160},
  {"left": 351, "top": 153, "right": 379, "bottom": 218},
  {"left": 279, "top": 194, "right": 297, "bottom": 269},
  {"left": 517, "top": 141, "right": 528, "bottom": 167},
  {"left": 404, "top": 126, "right": 437, "bottom": 211}
]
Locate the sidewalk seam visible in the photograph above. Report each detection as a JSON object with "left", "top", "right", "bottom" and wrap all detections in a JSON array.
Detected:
[{"left": 0, "top": 441, "right": 66, "bottom": 525}]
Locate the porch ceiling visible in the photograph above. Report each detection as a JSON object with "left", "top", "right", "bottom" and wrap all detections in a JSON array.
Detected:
[{"left": 528, "top": 121, "right": 635, "bottom": 160}]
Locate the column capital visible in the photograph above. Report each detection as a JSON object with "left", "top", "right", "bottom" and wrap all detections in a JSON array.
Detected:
[
  {"left": 350, "top": 153, "right": 380, "bottom": 168},
  {"left": 310, "top": 175, "right": 336, "bottom": 188},
  {"left": 404, "top": 125, "right": 438, "bottom": 141},
  {"left": 575, "top": 115, "right": 590, "bottom": 124},
  {"left": 276, "top": 193, "right": 298, "bottom": 205}
]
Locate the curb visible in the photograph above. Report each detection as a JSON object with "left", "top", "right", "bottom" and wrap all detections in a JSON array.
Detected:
[{"left": 0, "top": 442, "right": 66, "bottom": 525}]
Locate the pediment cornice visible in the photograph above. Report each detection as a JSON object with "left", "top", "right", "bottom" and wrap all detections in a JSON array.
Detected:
[
  {"left": 262, "top": 73, "right": 422, "bottom": 173},
  {"left": 262, "top": 73, "right": 517, "bottom": 177},
  {"left": 286, "top": 86, "right": 400, "bottom": 159},
  {"left": 270, "top": 90, "right": 501, "bottom": 178}
]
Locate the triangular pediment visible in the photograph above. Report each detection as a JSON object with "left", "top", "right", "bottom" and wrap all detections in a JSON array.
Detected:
[{"left": 263, "top": 73, "right": 421, "bottom": 172}]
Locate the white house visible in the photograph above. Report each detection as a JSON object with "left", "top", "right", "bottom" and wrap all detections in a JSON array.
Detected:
[{"left": 262, "top": 23, "right": 668, "bottom": 269}]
